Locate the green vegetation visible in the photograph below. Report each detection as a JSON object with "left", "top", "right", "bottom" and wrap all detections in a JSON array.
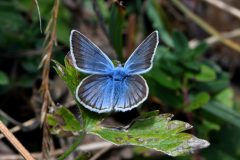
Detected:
[{"left": 1, "top": 0, "right": 240, "bottom": 159}]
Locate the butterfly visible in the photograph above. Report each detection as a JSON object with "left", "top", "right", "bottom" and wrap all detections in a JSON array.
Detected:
[{"left": 70, "top": 30, "right": 159, "bottom": 113}]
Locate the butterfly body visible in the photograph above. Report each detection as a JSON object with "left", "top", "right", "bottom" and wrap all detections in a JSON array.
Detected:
[
  {"left": 70, "top": 30, "right": 159, "bottom": 113},
  {"left": 108, "top": 66, "right": 127, "bottom": 81}
]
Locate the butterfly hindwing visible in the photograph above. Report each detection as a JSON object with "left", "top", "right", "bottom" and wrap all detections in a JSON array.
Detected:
[
  {"left": 76, "top": 74, "right": 148, "bottom": 113},
  {"left": 112, "top": 75, "right": 148, "bottom": 112},
  {"left": 70, "top": 30, "right": 114, "bottom": 74},
  {"left": 76, "top": 75, "right": 114, "bottom": 113},
  {"left": 124, "top": 31, "right": 159, "bottom": 75}
]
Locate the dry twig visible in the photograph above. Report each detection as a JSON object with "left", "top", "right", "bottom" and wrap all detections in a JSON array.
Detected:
[
  {"left": 89, "top": 144, "right": 113, "bottom": 160},
  {"left": 0, "top": 141, "right": 114, "bottom": 160},
  {"left": 0, "top": 118, "right": 37, "bottom": 139},
  {"left": 189, "top": 28, "right": 240, "bottom": 48},
  {"left": 202, "top": 0, "right": 240, "bottom": 20},
  {"left": 40, "top": 0, "right": 59, "bottom": 159},
  {"left": 0, "top": 121, "right": 35, "bottom": 160},
  {"left": 40, "top": 0, "right": 59, "bottom": 124},
  {"left": 33, "top": 0, "right": 42, "bottom": 32},
  {"left": 171, "top": 0, "right": 240, "bottom": 53}
]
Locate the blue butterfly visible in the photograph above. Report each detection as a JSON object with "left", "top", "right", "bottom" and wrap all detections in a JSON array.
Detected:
[{"left": 70, "top": 30, "right": 159, "bottom": 113}]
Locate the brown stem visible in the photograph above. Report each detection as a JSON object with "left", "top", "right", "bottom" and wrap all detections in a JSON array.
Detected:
[{"left": 0, "top": 121, "right": 35, "bottom": 160}]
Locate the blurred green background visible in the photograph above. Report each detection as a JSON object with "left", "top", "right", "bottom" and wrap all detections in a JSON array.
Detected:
[{"left": 1, "top": 0, "right": 240, "bottom": 159}]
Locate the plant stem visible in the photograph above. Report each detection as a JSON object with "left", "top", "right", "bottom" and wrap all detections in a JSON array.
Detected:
[
  {"left": 171, "top": 0, "right": 240, "bottom": 53},
  {"left": 57, "top": 134, "right": 84, "bottom": 160},
  {"left": 0, "top": 121, "right": 35, "bottom": 160}
]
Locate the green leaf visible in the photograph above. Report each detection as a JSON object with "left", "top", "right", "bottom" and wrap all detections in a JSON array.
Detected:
[
  {"left": 196, "top": 119, "right": 221, "bottom": 139},
  {"left": 202, "top": 125, "right": 240, "bottom": 159},
  {"left": 189, "top": 42, "right": 208, "bottom": 58},
  {"left": 185, "top": 92, "right": 210, "bottom": 112},
  {"left": 182, "top": 61, "right": 201, "bottom": 71},
  {"left": 146, "top": 0, "right": 173, "bottom": 47},
  {"left": 56, "top": 5, "right": 71, "bottom": 45},
  {"left": 89, "top": 112, "right": 209, "bottom": 156},
  {"left": 97, "top": 0, "right": 110, "bottom": 19},
  {"left": 47, "top": 114, "right": 58, "bottom": 127},
  {"left": 0, "top": 71, "right": 9, "bottom": 85},
  {"left": 146, "top": 78, "right": 183, "bottom": 107},
  {"left": 52, "top": 54, "right": 83, "bottom": 93},
  {"left": 186, "top": 64, "right": 216, "bottom": 82},
  {"left": 204, "top": 122, "right": 220, "bottom": 133},
  {"left": 21, "top": 57, "right": 39, "bottom": 73},
  {"left": 15, "top": 75, "right": 35, "bottom": 88},
  {"left": 195, "top": 79, "right": 229, "bottom": 92},
  {"left": 53, "top": 56, "right": 104, "bottom": 131},
  {"left": 173, "top": 31, "right": 188, "bottom": 52},
  {"left": 109, "top": 4, "right": 123, "bottom": 61},
  {"left": 147, "top": 69, "right": 181, "bottom": 90},
  {"left": 203, "top": 101, "right": 240, "bottom": 128},
  {"left": 81, "top": 108, "right": 104, "bottom": 131},
  {"left": 55, "top": 107, "right": 82, "bottom": 131},
  {"left": 46, "top": 106, "right": 83, "bottom": 134},
  {"left": 215, "top": 88, "right": 234, "bottom": 108}
]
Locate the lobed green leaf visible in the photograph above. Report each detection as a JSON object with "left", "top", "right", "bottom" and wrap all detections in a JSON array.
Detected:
[{"left": 89, "top": 112, "right": 209, "bottom": 156}]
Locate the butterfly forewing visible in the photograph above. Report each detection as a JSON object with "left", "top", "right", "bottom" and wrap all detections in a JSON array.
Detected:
[
  {"left": 70, "top": 30, "right": 114, "bottom": 74},
  {"left": 124, "top": 31, "right": 159, "bottom": 75}
]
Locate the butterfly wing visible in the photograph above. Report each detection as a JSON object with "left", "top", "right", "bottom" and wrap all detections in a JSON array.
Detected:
[
  {"left": 76, "top": 74, "right": 148, "bottom": 113},
  {"left": 76, "top": 75, "right": 114, "bottom": 113},
  {"left": 70, "top": 30, "right": 114, "bottom": 74},
  {"left": 124, "top": 31, "right": 159, "bottom": 75},
  {"left": 112, "top": 75, "right": 148, "bottom": 112}
]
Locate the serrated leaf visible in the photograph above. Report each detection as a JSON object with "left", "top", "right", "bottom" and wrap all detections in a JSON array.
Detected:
[
  {"left": 89, "top": 112, "right": 209, "bottom": 156},
  {"left": 185, "top": 92, "right": 210, "bottom": 112},
  {"left": 0, "top": 71, "right": 9, "bottom": 85}
]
